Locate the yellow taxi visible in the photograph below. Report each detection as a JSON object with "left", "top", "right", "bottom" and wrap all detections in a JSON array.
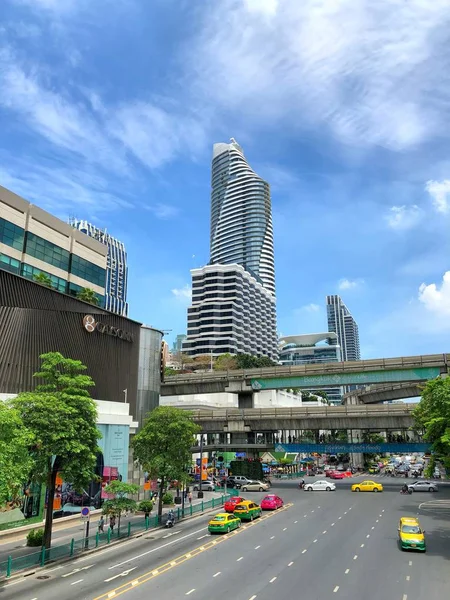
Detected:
[
  {"left": 351, "top": 480, "right": 383, "bottom": 493},
  {"left": 208, "top": 512, "right": 241, "bottom": 534},
  {"left": 398, "top": 517, "right": 426, "bottom": 551},
  {"left": 233, "top": 500, "right": 262, "bottom": 521}
]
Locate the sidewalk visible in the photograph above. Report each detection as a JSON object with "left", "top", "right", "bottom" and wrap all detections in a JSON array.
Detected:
[{"left": 0, "top": 490, "right": 226, "bottom": 565}]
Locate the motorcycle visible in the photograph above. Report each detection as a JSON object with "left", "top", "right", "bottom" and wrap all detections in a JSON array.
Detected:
[
  {"left": 298, "top": 481, "right": 305, "bottom": 489},
  {"left": 400, "top": 488, "right": 412, "bottom": 495},
  {"left": 165, "top": 512, "right": 175, "bottom": 528}
]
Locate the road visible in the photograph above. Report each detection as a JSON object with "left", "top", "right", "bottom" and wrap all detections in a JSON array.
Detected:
[{"left": 2, "top": 476, "right": 449, "bottom": 600}]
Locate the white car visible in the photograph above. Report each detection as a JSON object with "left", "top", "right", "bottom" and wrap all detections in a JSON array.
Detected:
[
  {"left": 193, "top": 480, "right": 215, "bottom": 491},
  {"left": 241, "top": 480, "right": 270, "bottom": 492},
  {"left": 305, "top": 480, "right": 336, "bottom": 492}
]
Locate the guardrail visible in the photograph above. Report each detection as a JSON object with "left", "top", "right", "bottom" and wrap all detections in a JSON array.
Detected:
[
  {"left": 163, "top": 353, "right": 449, "bottom": 384},
  {"left": 0, "top": 493, "right": 234, "bottom": 580}
]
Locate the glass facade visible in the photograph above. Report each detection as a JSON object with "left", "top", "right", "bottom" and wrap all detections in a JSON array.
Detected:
[
  {"left": 67, "top": 281, "right": 105, "bottom": 308},
  {"left": 0, "top": 253, "right": 20, "bottom": 274},
  {"left": 24, "top": 232, "right": 70, "bottom": 271},
  {"left": 0, "top": 217, "right": 24, "bottom": 251},
  {"left": 21, "top": 263, "right": 67, "bottom": 293},
  {"left": 70, "top": 254, "right": 106, "bottom": 288}
]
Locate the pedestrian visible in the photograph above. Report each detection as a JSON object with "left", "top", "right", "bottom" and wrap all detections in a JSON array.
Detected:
[
  {"left": 184, "top": 489, "right": 188, "bottom": 500},
  {"left": 188, "top": 491, "right": 192, "bottom": 504},
  {"left": 98, "top": 516, "right": 105, "bottom": 533},
  {"left": 109, "top": 515, "right": 116, "bottom": 532}
]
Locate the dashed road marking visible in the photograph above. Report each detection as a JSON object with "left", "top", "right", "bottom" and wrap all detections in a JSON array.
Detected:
[
  {"left": 353, "top": 555, "right": 358, "bottom": 560},
  {"left": 237, "top": 557, "right": 243, "bottom": 562},
  {"left": 331, "top": 523, "right": 335, "bottom": 526},
  {"left": 294, "top": 520, "right": 298, "bottom": 523},
  {"left": 323, "top": 530, "right": 327, "bottom": 534},
  {"left": 338, "top": 516, "right": 342, "bottom": 520},
  {"left": 361, "top": 544, "right": 365, "bottom": 548},
  {"left": 345, "top": 569, "right": 350, "bottom": 574},
  {"left": 406, "top": 575, "right": 410, "bottom": 581},
  {"left": 313, "top": 539, "right": 318, "bottom": 543},
  {"left": 71, "top": 580, "right": 84, "bottom": 585},
  {"left": 249, "top": 596, "right": 257, "bottom": 600},
  {"left": 333, "top": 586, "right": 340, "bottom": 593},
  {"left": 409, "top": 561, "right": 412, "bottom": 566},
  {"left": 213, "top": 572, "right": 221, "bottom": 577},
  {"left": 255, "top": 545, "right": 261, "bottom": 550},
  {"left": 186, "top": 589, "right": 195, "bottom": 596},
  {"left": 302, "top": 549, "right": 307, "bottom": 554},
  {"left": 269, "top": 577, "right": 277, "bottom": 583},
  {"left": 366, "top": 534, "right": 370, "bottom": 538},
  {"left": 371, "top": 526, "right": 375, "bottom": 530},
  {"left": 376, "top": 520, "right": 379, "bottom": 523},
  {"left": 402, "top": 595, "right": 407, "bottom": 600},
  {"left": 288, "top": 561, "right": 294, "bottom": 567},
  {"left": 270, "top": 536, "right": 275, "bottom": 540}
]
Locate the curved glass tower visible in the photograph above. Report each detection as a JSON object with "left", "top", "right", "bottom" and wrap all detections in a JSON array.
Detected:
[{"left": 210, "top": 139, "right": 275, "bottom": 296}]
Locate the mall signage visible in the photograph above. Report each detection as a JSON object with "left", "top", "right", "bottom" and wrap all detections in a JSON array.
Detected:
[{"left": 83, "top": 315, "right": 133, "bottom": 342}]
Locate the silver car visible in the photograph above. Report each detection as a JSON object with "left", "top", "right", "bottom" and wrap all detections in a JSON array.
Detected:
[
  {"left": 305, "top": 480, "right": 336, "bottom": 492},
  {"left": 193, "top": 480, "right": 215, "bottom": 491},
  {"left": 407, "top": 480, "right": 438, "bottom": 492},
  {"left": 241, "top": 480, "right": 270, "bottom": 492}
]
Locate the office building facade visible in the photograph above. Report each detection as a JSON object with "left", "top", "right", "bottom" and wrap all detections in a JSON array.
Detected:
[
  {"left": 0, "top": 185, "right": 107, "bottom": 305},
  {"left": 326, "top": 295, "right": 360, "bottom": 361},
  {"left": 183, "top": 264, "right": 277, "bottom": 359},
  {"left": 210, "top": 139, "right": 275, "bottom": 296},
  {"left": 69, "top": 219, "right": 128, "bottom": 316},
  {"left": 278, "top": 333, "right": 343, "bottom": 404},
  {"left": 172, "top": 334, "right": 187, "bottom": 353}
]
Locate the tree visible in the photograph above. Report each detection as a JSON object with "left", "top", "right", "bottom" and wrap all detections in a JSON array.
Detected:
[
  {"left": 132, "top": 406, "right": 200, "bottom": 519},
  {"left": 102, "top": 481, "right": 139, "bottom": 531},
  {"left": 192, "top": 354, "right": 212, "bottom": 370},
  {"left": 235, "top": 354, "right": 278, "bottom": 369},
  {"left": 0, "top": 402, "right": 34, "bottom": 507},
  {"left": 172, "top": 351, "right": 191, "bottom": 372},
  {"left": 33, "top": 272, "right": 52, "bottom": 288},
  {"left": 13, "top": 352, "right": 101, "bottom": 549},
  {"left": 214, "top": 353, "right": 238, "bottom": 371},
  {"left": 164, "top": 366, "right": 178, "bottom": 376},
  {"left": 414, "top": 377, "right": 450, "bottom": 463},
  {"left": 76, "top": 287, "right": 99, "bottom": 306}
]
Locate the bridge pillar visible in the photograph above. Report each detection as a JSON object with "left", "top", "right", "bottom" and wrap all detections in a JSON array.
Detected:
[{"left": 238, "top": 391, "right": 254, "bottom": 409}]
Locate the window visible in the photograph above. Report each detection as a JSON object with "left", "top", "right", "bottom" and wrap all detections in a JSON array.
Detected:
[
  {"left": 70, "top": 254, "right": 106, "bottom": 288},
  {"left": 21, "top": 263, "right": 67, "bottom": 293},
  {"left": 24, "top": 232, "right": 70, "bottom": 271},
  {"left": 0, "top": 218, "right": 24, "bottom": 251},
  {"left": 0, "top": 253, "right": 20, "bottom": 274},
  {"left": 67, "top": 282, "right": 105, "bottom": 308}
]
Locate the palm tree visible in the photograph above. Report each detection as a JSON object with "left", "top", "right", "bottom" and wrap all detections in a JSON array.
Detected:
[
  {"left": 33, "top": 272, "right": 52, "bottom": 288},
  {"left": 76, "top": 287, "right": 99, "bottom": 306}
]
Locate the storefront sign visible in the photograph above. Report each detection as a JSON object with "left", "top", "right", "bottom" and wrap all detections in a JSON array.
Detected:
[{"left": 83, "top": 315, "right": 133, "bottom": 342}]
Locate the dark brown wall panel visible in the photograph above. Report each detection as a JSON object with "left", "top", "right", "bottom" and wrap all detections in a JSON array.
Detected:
[{"left": 0, "top": 270, "right": 141, "bottom": 409}]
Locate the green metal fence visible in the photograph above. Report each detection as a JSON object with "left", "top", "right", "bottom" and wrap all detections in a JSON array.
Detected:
[{"left": 0, "top": 493, "right": 233, "bottom": 579}]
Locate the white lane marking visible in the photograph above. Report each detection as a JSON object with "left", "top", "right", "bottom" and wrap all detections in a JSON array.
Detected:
[
  {"left": 344, "top": 511, "right": 347, "bottom": 514},
  {"left": 213, "top": 572, "right": 221, "bottom": 577},
  {"left": 376, "top": 520, "right": 379, "bottom": 523},
  {"left": 108, "top": 526, "right": 207, "bottom": 569},
  {"left": 353, "top": 555, "right": 358, "bottom": 560},
  {"left": 403, "top": 595, "right": 407, "bottom": 600},
  {"left": 382, "top": 509, "right": 385, "bottom": 512},
  {"left": 283, "top": 527, "right": 287, "bottom": 531},
  {"left": 361, "top": 544, "right": 365, "bottom": 548},
  {"left": 333, "top": 586, "right": 339, "bottom": 593},
  {"left": 249, "top": 596, "right": 257, "bottom": 600},
  {"left": 302, "top": 549, "right": 307, "bottom": 554},
  {"left": 318, "top": 506, "right": 321, "bottom": 508},
  {"left": 406, "top": 575, "right": 410, "bottom": 581},
  {"left": 345, "top": 569, "right": 350, "bottom": 574},
  {"left": 197, "top": 534, "right": 208, "bottom": 540},
  {"left": 313, "top": 539, "right": 318, "bottom": 543},
  {"left": 304, "top": 515, "right": 307, "bottom": 518},
  {"left": 338, "top": 516, "right": 342, "bottom": 520},
  {"left": 62, "top": 564, "right": 95, "bottom": 578},
  {"left": 311, "top": 510, "right": 315, "bottom": 513},
  {"left": 270, "top": 536, "right": 275, "bottom": 539},
  {"left": 255, "top": 545, "right": 261, "bottom": 550},
  {"left": 269, "top": 577, "right": 277, "bottom": 583},
  {"left": 186, "top": 589, "right": 196, "bottom": 596},
  {"left": 409, "top": 561, "right": 412, "bottom": 566},
  {"left": 366, "top": 534, "right": 370, "bottom": 538},
  {"left": 71, "top": 579, "right": 84, "bottom": 585},
  {"left": 322, "top": 530, "right": 327, "bottom": 534},
  {"left": 371, "top": 526, "right": 375, "bottom": 530},
  {"left": 348, "top": 507, "right": 352, "bottom": 510},
  {"left": 331, "top": 523, "right": 335, "bottom": 526},
  {"left": 237, "top": 557, "right": 243, "bottom": 562},
  {"left": 294, "top": 520, "right": 298, "bottom": 523},
  {"left": 288, "top": 561, "right": 294, "bottom": 567},
  {"left": 105, "top": 568, "right": 137, "bottom": 582}
]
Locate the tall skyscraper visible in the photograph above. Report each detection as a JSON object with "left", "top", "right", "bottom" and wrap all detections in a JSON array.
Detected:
[
  {"left": 69, "top": 219, "right": 128, "bottom": 316},
  {"left": 210, "top": 139, "right": 275, "bottom": 296},
  {"left": 183, "top": 139, "right": 277, "bottom": 359},
  {"left": 326, "top": 295, "right": 360, "bottom": 361}
]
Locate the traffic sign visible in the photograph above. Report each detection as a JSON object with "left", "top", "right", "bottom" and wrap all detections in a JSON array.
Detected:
[{"left": 80, "top": 507, "right": 90, "bottom": 520}]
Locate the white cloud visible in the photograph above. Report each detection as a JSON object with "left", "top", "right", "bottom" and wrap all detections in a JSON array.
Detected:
[
  {"left": 418, "top": 271, "right": 450, "bottom": 317},
  {"left": 188, "top": 0, "right": 450, "bottom": 150},
  {"left": 301, "top": 303, "right": 321, "bottom": 312},
  {"left": 171, "top": 285, "right": 192, "bottom": 302},
  {"left": 425, "top": 180, "right": 450, "bottom": 214},
  {"left": 384, "top": 205, "right": 422, "bottom": 230},
  {"left": 145, "top": 203, "right": 180, "bottom": 219},
  {"left": 338, "top": 278, "right": 364, "bottom": 291},
  {"left": 244, "top": 0, "right": 278, "bottom": 17}
]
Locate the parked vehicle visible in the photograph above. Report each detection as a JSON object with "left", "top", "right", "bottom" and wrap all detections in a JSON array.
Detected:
[
  {"left": 193, "top": 480, "right": 215, "bottom": 492},
  {"left": 261, "top": 495, "right": 284, "bottom": 510}
]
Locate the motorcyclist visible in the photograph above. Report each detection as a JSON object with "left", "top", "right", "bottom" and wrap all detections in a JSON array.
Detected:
[
  {"left": 401, "top": 483, "right": 408, "bottom": 494},
  {"left": 298, "top": 478, "right": 305, "bottom": 489}
]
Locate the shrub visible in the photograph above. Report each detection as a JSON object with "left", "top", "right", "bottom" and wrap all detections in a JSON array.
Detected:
[
  {"left": 138, "top": 500, "right": 153, "bottom": 515},
  {"left": 162, "top": 492, "right": 173, "bottom": 505},
  {"left": 27, "top": 528, "right": 44, "bottom": 547}
]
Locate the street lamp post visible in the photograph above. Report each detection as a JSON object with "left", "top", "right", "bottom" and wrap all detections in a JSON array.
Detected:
[{"left": 197, "top": 435, "right": 204, "bottom": 499}]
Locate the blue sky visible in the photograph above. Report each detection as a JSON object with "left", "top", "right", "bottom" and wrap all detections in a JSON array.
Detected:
[{"left": 1, "top": 0, "right": 450, "bottom": 357}]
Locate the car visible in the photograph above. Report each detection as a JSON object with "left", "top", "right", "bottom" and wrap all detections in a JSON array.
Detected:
[
  {"left": 224, "top": 496, "right": 246, "bottom": 513},
  {"left": 241, "top": 480, "right": 270, "bottom": 492},
  {"left": 352, "top": 480, "right": 383, "bottom": 493},
  {"left": 368, "top": 465, "right": 380, "bottom": 474},
  {"left": 208, "top": 513, "right": 241, "bottom": 534},
  {"left": 261, "top": 494, "right": 284, "bottom": 510},
  {"left": 231, "top": 476, "right": 253, "bottom": 487},
  {"left": 233, "top": 500, "right": 261, "bottom": 521},
  {"left": 330, "top": 471, "right": 345, "bottom": 480},
  {"left": 398, "top": 517, "right": 426, "bottom": 551},
  {"left": 304, "top": 480, "right": 336, "bottom": 492},
  {"left": 193, "top": 480, "right": 215, "bottom": 492},
  {"left": 53, "top": 504, "right": 96, "bottom": 518},
  {"left": 408, "top": 481, "right": 438, "bottom": 493},
  {"left": 325, "top": 469, "right": 335, "bottom": 477}
]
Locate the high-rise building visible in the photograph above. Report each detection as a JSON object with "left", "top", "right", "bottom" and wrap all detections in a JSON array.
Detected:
[
  {"left": 210, "top": 139, "right": 275, "bottom": 296},
  {"left": 183, "top": 139, "right": 277, "bottom": 359},
  {"left": 326, "top": 295, "right": 360, "bottom": 361},
  {"left": 182, "top": 264, "right": 277, "bottom": 359},
  {"left": 0, "top": 185, "right": 107, "bottom": 305},
  {"left": 69, "top": 219, "right": 128, "bottom": 316},
  {"left": 278, "top": 333, "right": 343, "bottom": 404},
  {"left": 172, "top": 334, "right": 187, "bottom": 353}
]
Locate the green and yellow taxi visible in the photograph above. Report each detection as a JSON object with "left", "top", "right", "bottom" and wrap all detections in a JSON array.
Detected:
[
  {"left": 398, "top": 517, "right": 426, "bottom": 552},
  {"left": 233, "top": 500, "right": 262, "bottom": 521},
  {"left": 208, "top": 512, "right": 241, "bottom": 534}
]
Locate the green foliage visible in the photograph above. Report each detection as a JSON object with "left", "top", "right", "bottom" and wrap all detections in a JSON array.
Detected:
[
  {"left": 102, "top": 481, "right": 139, "bottom": 520},
  {"left": 164, "top": 367, "right": 178, "bottom": 376},
  {"left": 414, "top": 377, "right": 450, "bottom": 457},
  {"left": 230, "top": 460, "right": 263, "bottom": 481},
  {"left": 12, "top": 352, "right": 101, "bottom": 548},
  {"left": 235, "top": 354, "right": 278, "bottom": 369},
  {"left": 132, "top": 406, "right": 200, "bottom": 516},
  {"left": 213, "top": 353, "right": 238, "bottom": 371},
  {"left": 76, "top": 287, "right": 99, "bottom": 306},
  {"left": 26, "top": 528, "right": 44, "bottom": 547},
  {"left": 279, "top": 457, "right": 292, "bottom": 465},
  {"left": 0, "top": 402, "right": 34, "bottom": 506},
  {"left": 162, "top": 492, "right": 173, "bottom": 505},
  {"left": 138, "top": 500, "right": 153, "bottom": 515},
  {"left": 33, "top": 272, "right": 52, "bottom": 287}
]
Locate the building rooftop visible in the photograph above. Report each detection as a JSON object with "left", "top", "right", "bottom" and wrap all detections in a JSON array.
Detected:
[{"left": 279, "top": 332, "right": 339, "bottom": 347}]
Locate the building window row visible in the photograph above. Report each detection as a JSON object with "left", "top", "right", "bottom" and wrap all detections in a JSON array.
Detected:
[
  {"left": 0, "top": 217, "right": 24, "bottom": 251},
  {"left": 25, "top": 231, "right": 71, "bottom": 271}
]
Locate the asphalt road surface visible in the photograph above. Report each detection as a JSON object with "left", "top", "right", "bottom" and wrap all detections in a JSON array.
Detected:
[{"left": 2, "top": 475, "right": 449, "bottom": 600}]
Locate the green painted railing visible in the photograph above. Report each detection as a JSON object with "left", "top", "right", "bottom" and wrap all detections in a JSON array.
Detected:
[{"left": 0, "top": 493, "right": 233, "bottom": 579}]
